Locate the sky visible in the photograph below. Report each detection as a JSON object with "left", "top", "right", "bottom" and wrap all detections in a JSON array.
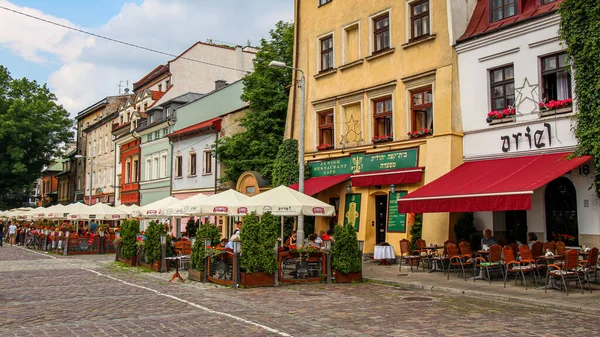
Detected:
[{"left": 0, "top": 0, "right": 294, "bottom": 116}]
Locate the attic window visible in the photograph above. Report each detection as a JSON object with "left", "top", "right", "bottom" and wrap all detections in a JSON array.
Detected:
[{"left": 491, "top": 0, "right": 517, "bottom": 22}]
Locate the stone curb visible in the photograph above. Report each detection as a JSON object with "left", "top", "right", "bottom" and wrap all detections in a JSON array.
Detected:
[{"left": 364, "top": 277, "right": 599, "bottom": 315}]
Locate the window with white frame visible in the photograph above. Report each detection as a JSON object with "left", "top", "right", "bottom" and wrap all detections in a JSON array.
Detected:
[
  {"left": 104, "top": 168, "right": 108, "bottom": 187},
  {"left": 189, "top": 152, "right": 197, "bottom": 176},
  {"left": 104, "top": 135, "right": 108, "bottom": 154},
  {"left": 541, "top": 53, "right": 572, "bottom": 102},
  {"left": 145, "top": 157, "right": 151, "bottom": 181},
  {"left": 93, "top": 140, "right": 97, "bottom": 157},
  {"left": 125, "top": 159, "right": 131, "bottom": 184},
  {"left": 410, "top": 0, "right": 430, "bottom": 40},
  {"left": 148, "top": 133, "right": 153, "bottom": 142},
  {"left": 320, "top": 35, "right": 334, "bottom": 71},
  {"left": 161, "top": 153, "right": 167, "bottom": 178},
  {"left": 98, "top": 138, "right": 102, "bottom": 155},
  {"left": 203, "top": 150, "right": 212, "bottom": 174},
  {"left": 373, "top": 12, "right": 390, "bottom": 53},
  {"left": 153, "top": 156, "right": 159, "bottom": 180},
  {"left": 132, "top": 159, "right": 138, "bottom": 183},
  {"left": 174, "top": 155, "right": 183, "bottom": 178}
]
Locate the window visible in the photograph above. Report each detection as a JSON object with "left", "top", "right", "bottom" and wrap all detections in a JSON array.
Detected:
[
  {"left": 161, "top": 153, "right": 167, "bottom": 178},
  {"left": 163, "top": 128, "right": 168, "bottom": 137},
  {"left": 343, "top": 23, "right": 360, "bottom": 64},
  {"left": 318, "top": 110, "right": 334, "bottom": 147},
  {"left": 189, "top": 152, "right": 197, "bottom": 176},
  {"left": 373, "top": 97, "right": 393, "bottom": 137},
  {"left": 158, "top": 84, "right": 162, "bottom": 92},
  {"left": 410, "top": 87, "right": 433, "bottom": 132},
  {"left": 149, "top": 114, "right": 154, "bottom": 124},
  {"left": 98, "top": 138, "right": 102, "bottom": 155},
  {"left": 411, "top": 0, "right": 430, "bottom": 40},
  {"left": 175, "top": 155, "right": 183, "bottom": 178},
  {"left": 491, "top": 0, "right": 517, "bottom": 22},
  {"left": 143, "top": 103, "right": 148, "bottom": 111},
  {"left": 373, "top": 13, "right": 390, "bottom": 53},
  {"left": 93, "top": 140, "right": 97, "bottom": 157},
  {"left": 104, "top": 136, "right": 108, "bottom": 154},
  {"left": 320, "top": 35, "right": 334, "bottom": 71},
  {"left": 148, "top": 133, "right": 153, "bottom": 142},
  {"left": 203, "top": 151, "right": 212, "bottom": 174},
  {"left": 541, "top": 53, "right": 571, "bottom": 102},
  {"left": 155, "top": 131, "right": 160, "bottom": 139},
  {"left": 489, "top": 65, "right": 515, "bottom": 110},
  {"left": 125, "top": 160, "right": 131, "bottom": 184},
  {"left": 119, "top": 116, "right": 123, "bottom": 124},
  {"left": 166, "top": 79, "right": 170, "bottom": 88},
  {"left": 153, "top": 156, "right": 159, "bottom": 180},
  {"left": 104, "top": 168, "right": 108, "bottom": 187},
  {"left": 132, "top": 159, "right": 138, "bottom": 183},
  {"left": 166, "top": 107, "right": 171, "bottom": 118},
  {"left": 319, "top": 0, "right": 331, "bottom": 5},
  {"left": 145, "top": 158, "right": 151, "bottom": 181},
  {"left": 541, "top": 0, "right": 556, "bottom": 4}
]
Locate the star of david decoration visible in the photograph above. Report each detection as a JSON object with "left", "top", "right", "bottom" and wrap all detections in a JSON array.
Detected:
[
  {"left": 339, "top": 115, "right": 363, "bottom": 147},
  {"left": 514, "top": 77, "right": 541, "bottom": 116}
]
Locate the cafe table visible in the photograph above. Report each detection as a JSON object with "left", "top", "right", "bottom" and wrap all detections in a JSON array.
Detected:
[
  {"left": 420, "top": 245, "right": 443, "bottom": 272},
  {"left": 373, "top": 245, "right": 395, "bottom": 265},
  {"left": 166, "top": 255, "right": 189, "bottom": 283}
]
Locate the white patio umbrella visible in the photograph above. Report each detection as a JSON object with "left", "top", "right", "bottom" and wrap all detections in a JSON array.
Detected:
[
  {"left": 88, "top": 203, "right": 129, "bottom": 220},
  {"left": 61, "top": 202, "right": 95, "bottom": 220},
  {"left": 139, "top": 196, "right": 181, "bottom": 218},
  {"left": 116, "top": 204, "right": 141, "bottom": 217},
  {"left": 163, "top": 193, "right": 209, "bottom": 216},
  {"left": 44, "top": 204, "right": 68, "bottom": 219},
  {"left": 195, "top": 189, "right": 250, "bottom": 216},
  {"left": 246, "top": 185, "right": 336, "bottom": 216}
]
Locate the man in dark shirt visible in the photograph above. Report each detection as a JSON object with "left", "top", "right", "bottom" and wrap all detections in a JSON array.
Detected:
[{"left": 481, "top": 229, "right": 497, "bottom": 249}]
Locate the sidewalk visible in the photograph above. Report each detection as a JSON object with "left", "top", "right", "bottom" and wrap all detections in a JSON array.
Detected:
[{"left": 362, "top": 259, "right": 600, "bottom": 314}]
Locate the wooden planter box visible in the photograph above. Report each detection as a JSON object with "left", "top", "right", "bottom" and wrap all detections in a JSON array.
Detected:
[
  {"left": 334, "top": 270, "right": 362, "bottom": 283},
  {"left": 118, "top": 256, "right": 137, "bottom": 267},
  {"left": 188, "top": 269, "right": 204, "bottom": 282},
  {"left": 240, "top": 272, "right": 275, "bottom": 288},
  {"left": 139, "top": 260, "right": 161, "bottom": 272}
]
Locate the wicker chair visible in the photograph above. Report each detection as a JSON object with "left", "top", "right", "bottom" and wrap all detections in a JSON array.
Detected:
[
  {"left": 503, "top": 245, "right": 537, "bottom": 289},
  {"left": 474, "top": 244, "right": 503, "bottom": 284},
  {"left": 399, "top": 239, "right": 420, "bottom": 273},
  {"left": 545, "top": 249, "right": 584, "bottom": 296}
]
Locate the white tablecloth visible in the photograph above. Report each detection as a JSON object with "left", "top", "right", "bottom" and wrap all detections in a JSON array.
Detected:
[{"left": 373, "top": 245, "right": 395, "bottom": 260}]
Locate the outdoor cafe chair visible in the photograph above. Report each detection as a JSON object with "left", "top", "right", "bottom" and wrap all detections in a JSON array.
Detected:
[
  {"left": 543, "top": 241, "right": 556, "bottom": 254},
  {"left": 519, "top": 244, "right": 545, "bottom": 278},
  {"left": 399, "top": 239, "right": 421, "bottom": 273},
  {"left": 429, "top": 239, "right": 453, "bottom": 273},
  {"left": 447, "top": 243, "right": 473, "bottom": 281},
  {"left": 531, "top": 241, "right": 543, "bottom": 259},
  {"left": 416, "top": 239, "right": 431, "bottom": 270},
  {"left": 503, "top": 245, "right": 537, "bottom": 290},
  {"left": 459, "top": 241, "right": 477, "bottom": 279},
  {"left": 474, "top": 244, "right": 503, "bottom": 284},
  {"left": 554, "top": 241, "right": 567, "bottom": 263},
  {"left": 579, "top": 247, "right": 598, "bottom": 290},
  {"left": 545, "top": 249, "right": 585, "bottom": 296}
]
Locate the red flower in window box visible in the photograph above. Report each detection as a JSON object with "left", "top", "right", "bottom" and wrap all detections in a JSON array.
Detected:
[
  {"left": 316, "top": 143, "right": 334, "bottom": 151},
  {"left": 539, "top": 98, "right": 572, "bottom": 111},
  {"left": 485, "top": 107, "right": 516, "bottom": 123},
  {"left": 372, "top": 134, "right": 393, "bottom": 143},
  {"left": 407, "top": 128, "right": 433, "bottom": 139}
]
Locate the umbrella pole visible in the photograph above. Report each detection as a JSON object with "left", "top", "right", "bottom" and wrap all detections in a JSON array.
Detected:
[{"left": 281, "top": 216, "right": 284, "bottom": 247}]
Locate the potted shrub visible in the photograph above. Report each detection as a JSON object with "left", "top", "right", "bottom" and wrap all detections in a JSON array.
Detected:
[
  {"left": 118, "top": 220, "right": 139, "bottom": 266},
  {"left": 189, "top": 222, "right": 221, "bottom": 282},
  {"left": 332, "top": 223, "right": 362, "bottom": 283},
  {"left": 239, "top": 212, "right": 278, "bottom": 287},
  {"left": 142, "top": 221, "right": 166, "bottom": 271}
]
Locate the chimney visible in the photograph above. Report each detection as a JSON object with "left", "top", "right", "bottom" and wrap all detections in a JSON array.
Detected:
[{"left": 215, "top": 80, "right": 227, "bottom": 90}]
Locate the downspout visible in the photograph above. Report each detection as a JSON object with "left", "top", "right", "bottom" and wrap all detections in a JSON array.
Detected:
[
  {"left": 289, "top": 0, "right": 301, "bottom": 139},
  {"left": 132, "top": 130, "right": 141, "bottom": 205},
  {"left": 113, "top": 136, "right": 118, "bottom": 206}
]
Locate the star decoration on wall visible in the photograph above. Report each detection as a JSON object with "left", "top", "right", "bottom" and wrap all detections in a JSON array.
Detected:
[
  {"left": 514, "top": 77, "right": 541, "bottom": 116},
  {"left": 340, "top": 115, "right": 363, "bottom": 146}
]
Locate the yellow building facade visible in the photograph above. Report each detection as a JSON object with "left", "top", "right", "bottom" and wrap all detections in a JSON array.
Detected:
[{"left": 287, "top": 0, "right": 476, "bottom": 254}]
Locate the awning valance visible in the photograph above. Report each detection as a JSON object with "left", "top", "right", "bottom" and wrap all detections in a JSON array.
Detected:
[
  {"left": 351, "top": 167, "right": 423, "bottom": 187},
  {"left": 289, "top": 174, "right": 352, "bottom": 196},
  {"left": 397, "top": 153, "right": 591, "bottom": 213}
]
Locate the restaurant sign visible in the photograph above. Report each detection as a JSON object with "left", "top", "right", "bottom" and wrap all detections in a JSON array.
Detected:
[{"left": 310, "top": 149, "right": 418, "bottom": 177}]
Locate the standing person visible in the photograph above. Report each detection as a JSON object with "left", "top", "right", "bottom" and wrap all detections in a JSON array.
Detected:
[
  {"left": 233, "top": 221, "right": 242, "bottom": 235},
  {"left": 0, "top": 220, "right": 4, "bottom": 247},
  {"left": 89, "top": 220, "right": 98, "bottom": 234},
  {"left": 8, "top": 221, "right": 17, "bottom": 246}
]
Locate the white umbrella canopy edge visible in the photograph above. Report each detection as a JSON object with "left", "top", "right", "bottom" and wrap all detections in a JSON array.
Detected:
[
  {"left": 88, "top": 203, "right": 129, "bottom": 220},
  {"left": 195, "top": 189, "right": 251, "bottom": 216},
  {"left": 163, "top": 193, "right": 209, "bottom": 217},
  {"left": 139, "top": 196, "right": 181, "bottom": 218},
  {"left": 245, "top": 185, "right": 335, "bottom": 216}
]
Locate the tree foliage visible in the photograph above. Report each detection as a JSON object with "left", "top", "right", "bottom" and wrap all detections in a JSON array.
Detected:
[
  {"left": 271, "top": 138, "right": 299, "bottom": 187},
  {"left": 144, "top": 221, "right": 169, "bottom": 263},
  {"left": 190, "top": 222, "right": 221, "bottom": 271},
  {"left": 0, "top": 66, "right": 73, "bottom": 208},
  {"left": 215, "top": 21, "right": 294, "bottom": 183},
  {"left": 559, "top": 0, "right": 600, "bottom": 195},
  {"left": 186, "top": 218, "right": 198, "bottom": 238},
  {"left": 120, "top": 220, "right": 140, "bottom": 258},
  {"left": 240, "top": 212, "right": 279, "bottom": 274},
  {"left": 331, "top": 223, "right": 362, "bottom": 275},
  {"left": 409, "top": 214, "right": 423, "bottom": 252}
]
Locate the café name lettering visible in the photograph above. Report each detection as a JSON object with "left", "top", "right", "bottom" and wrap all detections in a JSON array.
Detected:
[
  {"left": 501, "top": 123, "right": 552, "bottom": 153},
  {"left": 310, "top": 148, "right": 418, "bottom": 177}
]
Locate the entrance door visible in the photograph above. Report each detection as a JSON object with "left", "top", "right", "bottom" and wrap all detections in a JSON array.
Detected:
[
  {"left": 375, "top": 195, "right": 388, "bottom": 244},
  {"left": 545, "top": 177, "right": 579, "bottom": 245},
  {"left": 505, "top": 211, "right": 527, "bottom": 244}
]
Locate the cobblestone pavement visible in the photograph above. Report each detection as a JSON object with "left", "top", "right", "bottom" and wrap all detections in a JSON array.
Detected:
[{"left": 1, "top": 246, "right": 599, "bottom": 337}]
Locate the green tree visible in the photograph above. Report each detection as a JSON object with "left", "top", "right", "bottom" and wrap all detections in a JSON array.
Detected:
[
  {"left": 331, "top": 223, "right": 362, "bottom": 275},
  {"left": 271, "top": 138, "right": 299, "bottom": 187},
  {"left": 144, "top": 221, "right": 163, "bottom": 263},
  {"left": 240, "top": 212, "right": 279, "bottom": 274},
  {"left": 190, "top": 222, "right": 221, "bottom": 271},
  {"left": 409, "top": 214, "right": 423, "bottom": 252},
  {"left": 215, "top": 21, "right": 294, "bottom": 183},
  {"left": 121, "top": 220, "right": 140, "bottom": 258},
  {"left": 559, "top": 0, "right": 600, "bottom": 196},
  {"left": 0, "top": 66, "right": 73, "bottom": 208}
]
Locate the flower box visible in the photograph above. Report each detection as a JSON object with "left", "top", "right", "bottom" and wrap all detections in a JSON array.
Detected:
[
  {"left": 188, "top": 269, "right": 204, "bottom": 282},
  {"left": 407, "top": 128, "right": 433, "bottom": 139},
  {"left": 488, "top": 117, "right": 515, "bottom": 125},
  {"left": 372, "top": 135, "right": 393, "bottom": 143},
  {"left": 539, "top": 106, "right": 572, "bottom": 117},
  {"left": 486, "top": 107, "right": 515, "bottom": 124},
  {"left": 539, "top": 98, "right": 572, "bottom": 111},
  {"left": 240, "top": 271, "right": 275, "bottom": 288},
  {"left": 334, "top": 270, "right": 362, "bottom": 283},
  {"left": 138, "top": 260, "right": 161, "bottom": 272},
  {"left": 117, "top": 255, "right": 138, "bottom": 267},
  {"left": 316, "top": 144, "right": 334, "bottom": 151}
]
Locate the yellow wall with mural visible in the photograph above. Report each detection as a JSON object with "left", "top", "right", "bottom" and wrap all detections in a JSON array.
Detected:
[{"left": 287, "top": 0, "right": 469, "bottom": 254}]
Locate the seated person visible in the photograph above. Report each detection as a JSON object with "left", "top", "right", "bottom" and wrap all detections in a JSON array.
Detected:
[
  {"left": 481, "top": 229, "right": 497, "bottom": 248},
  {"left": 225, "top": 233, "right": 240, "bottom": 250},
  {"left": 285, "top": 231, "right": 297, "bottom": 247},
  {"left": 220, "top": 238, "right": 228, "bottom": 247},
  {"left": 305, "top": 234, "right": 319, "bottom": 248},
  {"left": 527, "top": 232, "right": 538, "bottom": 249}
]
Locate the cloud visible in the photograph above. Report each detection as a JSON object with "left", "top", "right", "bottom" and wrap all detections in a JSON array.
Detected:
[{"left": 0, "top": 0, "right": 294, "bottom": 114}]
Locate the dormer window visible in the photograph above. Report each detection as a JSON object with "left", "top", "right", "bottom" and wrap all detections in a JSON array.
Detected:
[
  {"left": 491, "top": 0, "right": 517, "bottom": 22},
  {"left": 541, "top": 0, "right": 556, "bottom": 4}
]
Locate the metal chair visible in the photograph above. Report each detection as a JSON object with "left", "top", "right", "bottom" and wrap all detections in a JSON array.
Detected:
[
  {"left": 503, "top": 245, "right": 537, "bottom": 289},
  {"left": 399, "top": 239, "right": 420, "bottom": 273},
  {"left": 474, "top": 244, "right": 503, "bottom": 284},
  {"left": 545, "top": 249, "right": 584, "bottom": 296}
]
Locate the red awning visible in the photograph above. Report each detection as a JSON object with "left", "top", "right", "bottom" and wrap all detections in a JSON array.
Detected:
[
  {"left": 351, "top": 167, "right": 424, "bottom": 187},
  {"left": 289, "top": 174, "right": 352, "bottom": 196},
  {"left": 397, "top": 153, "right": 591, "bottom": 213}
]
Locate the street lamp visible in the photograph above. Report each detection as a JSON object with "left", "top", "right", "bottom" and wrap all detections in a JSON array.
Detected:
[
  {"left": 74, "top": 155, "right": 93, "bottom": 205},
  {"left": 269, "top": 60, "right": 306, "bottom": 247},
  {"left": 232, "top": 239, "right": 242, "bottom": 289}
]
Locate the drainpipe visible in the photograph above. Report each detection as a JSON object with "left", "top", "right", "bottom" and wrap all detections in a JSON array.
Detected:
[
  {"left": 113, "top": 136, "right": 119, "bottom": 206},
  {"left": 132, "top": 130, "right": 141, "bottom": 205}
]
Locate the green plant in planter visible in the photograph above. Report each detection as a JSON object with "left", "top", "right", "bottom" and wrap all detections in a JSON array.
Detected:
[
  {"left": 120, "top": 219, "right": 139, "bottom": 258},
  {"left": 409, "top": 214, "right": 423, "bottom": 252},
  {"left": 190, "top": 222, "right": 221, "bottom": 271},
  {"left": 240, "top": 212, "right": 278, "bottom": 274},
  {"left": 186, "top": 218, "right": 198, "bottom": 238},
  {"left": 144, "top": 221, "right": 163, "bottom": 264},
  {"left": 332, "top": 223, "right": 361, "bottom": 275}
]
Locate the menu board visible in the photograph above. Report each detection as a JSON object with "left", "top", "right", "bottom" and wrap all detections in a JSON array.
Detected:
[{"left": 387, "top": 191, "right": 407, "bottom": 233}]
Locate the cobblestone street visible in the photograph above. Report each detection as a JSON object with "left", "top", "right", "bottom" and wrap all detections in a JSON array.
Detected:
[{"left": 1, "top": 246, "right": 599, "bottom": 337}]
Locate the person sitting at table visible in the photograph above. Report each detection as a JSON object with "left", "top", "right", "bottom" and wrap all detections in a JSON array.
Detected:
[
  {"left": 225, "top": 232, "right": 240, "bottom": 250},
  {"left": 285, "top": 230, "right": 297, "bottom": 247},
  {"left": 305, "top": 234, "right": 319, "bottom": 248},
  {"left": 481, "top": 229, "right": 497, "bottom": 248},
  {"left": 527, "top": 232, "right": 538, "bottom": 249}
]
